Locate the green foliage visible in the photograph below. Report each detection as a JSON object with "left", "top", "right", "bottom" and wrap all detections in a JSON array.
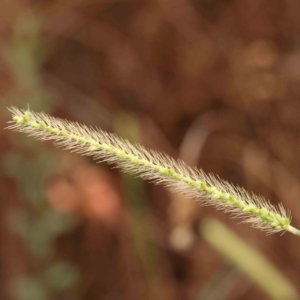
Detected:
[
  {"left": 2, "top": 12, "right": 80, "bottom": 300},
  {"left": 43, "top": 262, "right": 80, "bottom": 292}
]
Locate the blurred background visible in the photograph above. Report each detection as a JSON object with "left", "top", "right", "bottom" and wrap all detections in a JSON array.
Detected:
[{"left": 1, "top": 0, "right": 300, "bottom": 299}]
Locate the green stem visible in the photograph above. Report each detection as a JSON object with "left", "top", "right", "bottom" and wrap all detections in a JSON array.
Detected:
[{"left": 287, "top": 225, "right": 300, "bottom": 237}]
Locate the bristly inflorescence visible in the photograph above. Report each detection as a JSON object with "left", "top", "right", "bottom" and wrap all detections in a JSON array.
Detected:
[{"left": 6, "top": 107, "right": 300, "bottom": 236}]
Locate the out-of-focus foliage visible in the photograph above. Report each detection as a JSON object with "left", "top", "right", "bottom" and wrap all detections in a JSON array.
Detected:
[
  {"left": 1, "top": 0, "right": 300, "bottom": 299},
  {"left": 201, "top": 219, "right": 298, "bottom": 300},
  {"left": 1, "top": 11, "right": 79, "bottom": 300}
]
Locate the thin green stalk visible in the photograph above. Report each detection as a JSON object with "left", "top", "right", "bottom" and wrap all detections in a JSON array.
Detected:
[
  {"left": 6, "top": 107, "right": 300, "bottom": 237},
  {"left": 287, "top": 225, "right": 300, "bottom": 237},
  {"left": 201, "top": 219, "right": 299, "bottom": 300}
]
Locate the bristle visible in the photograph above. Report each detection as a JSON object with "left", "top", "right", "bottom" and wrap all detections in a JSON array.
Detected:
[{"left": 7, "top": 107, "right": 294, "bottom": 235}]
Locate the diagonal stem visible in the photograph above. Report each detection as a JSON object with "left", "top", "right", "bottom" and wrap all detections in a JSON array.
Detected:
[{"left": 287, "top": 225, "right": 300, "bottom": 237}]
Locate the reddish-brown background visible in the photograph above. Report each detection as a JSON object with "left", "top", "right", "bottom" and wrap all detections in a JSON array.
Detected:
[{"left": 1, "top": 1, "right": 300, "bottom": 300}]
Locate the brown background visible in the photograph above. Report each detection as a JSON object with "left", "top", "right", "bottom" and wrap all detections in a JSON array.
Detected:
[{"left": 1, "top": 1, "right": 300, "bottom": 300}]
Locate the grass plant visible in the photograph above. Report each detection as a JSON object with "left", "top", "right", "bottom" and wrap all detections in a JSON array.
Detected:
[{"left": 6, "top": 107, "right": 300, "bottom": 237}]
